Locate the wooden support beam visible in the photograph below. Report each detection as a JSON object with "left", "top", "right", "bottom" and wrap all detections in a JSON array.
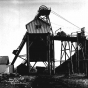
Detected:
[
  {"left": 70, "top": 42, "right": 74, "bottom": 74},
  {"left": 51, "top": 35, "right": 55, "bottom": 74},
  {"left": 11, "top": 32, "right": 27, "bottom": 65},
  {"left": 60, "top": 41, "right": 63, "bottom": 65},
  {"left": 26, "top": 33, "right": 30, "bottom": 74},
  {"left": 47, "top": 33, "right": 51, "bottom": 75}
]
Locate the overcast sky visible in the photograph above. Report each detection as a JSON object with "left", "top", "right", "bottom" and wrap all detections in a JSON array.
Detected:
[{"left": 0, "top": 0, "right": 88, "bottom": 67}]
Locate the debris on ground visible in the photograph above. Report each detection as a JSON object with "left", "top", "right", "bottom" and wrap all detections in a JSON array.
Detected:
[{"left": 0, "top": 73, "right": 88, "bottom": 88}]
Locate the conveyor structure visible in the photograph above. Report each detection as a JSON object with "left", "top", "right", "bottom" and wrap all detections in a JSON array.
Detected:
[{"left": 11, "top": 5, "right": 88, "bottom": 76}]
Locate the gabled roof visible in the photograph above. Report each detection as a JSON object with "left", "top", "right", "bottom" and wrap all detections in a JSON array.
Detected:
[{"left": 26, "top": 18, "right": 51, "bottom": 33}]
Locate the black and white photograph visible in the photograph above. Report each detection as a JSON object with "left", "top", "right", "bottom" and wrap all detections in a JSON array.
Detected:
[{"left": 0, "top": 0, "right": 88, "bottom": 88}]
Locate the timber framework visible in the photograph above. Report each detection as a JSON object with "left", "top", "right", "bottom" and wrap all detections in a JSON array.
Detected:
[{"left": 11, "top": 5, "right": 88, "bottom": 76}]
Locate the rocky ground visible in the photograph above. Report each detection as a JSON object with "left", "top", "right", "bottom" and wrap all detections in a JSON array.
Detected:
[
  {"left": 60, "top": 73, "right": 88, "bottom": 88},
  {"left": 0, "top": 73, "right": 88, "bottom": 88}
]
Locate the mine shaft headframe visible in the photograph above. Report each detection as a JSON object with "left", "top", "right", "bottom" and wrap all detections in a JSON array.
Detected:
[
  {"left": 38, "top": 5, "right": 51, "bottom": 16},
  {"left": 35, "top": 5, "right": 51, "bottom": 24}
]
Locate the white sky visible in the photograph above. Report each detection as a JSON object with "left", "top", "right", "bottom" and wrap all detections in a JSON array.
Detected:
[{"left": 0, "top": 0, "right": 88, "bottom": 67}]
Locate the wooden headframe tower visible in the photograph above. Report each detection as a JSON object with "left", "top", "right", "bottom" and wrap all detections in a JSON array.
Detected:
[{"left": 11, "top": 5, "right": 55, "bottom": 75}]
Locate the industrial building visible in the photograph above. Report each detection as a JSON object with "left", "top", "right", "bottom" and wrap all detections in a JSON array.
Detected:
[{"left": 0, "top": 5, "right": 88, "bottom": 88}]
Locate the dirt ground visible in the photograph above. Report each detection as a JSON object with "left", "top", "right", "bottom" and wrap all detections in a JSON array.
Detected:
[
  {"left": 62, "top": 78, "right": 88, "bottom": 88},
  {"left": 59, "top": 73, "right": 88, "bottom": 88},
  {"left": 0, "top": 73, "right": 88, "bottom": 88}
]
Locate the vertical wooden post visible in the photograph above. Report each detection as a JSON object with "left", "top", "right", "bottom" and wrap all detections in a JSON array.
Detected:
[
  {"left": 77, "top": 33, "right": 79, "bottom": 73},
  {"left": 26, "top": 33, "right": 30, "bottom": 74},
  {"left": 49, "top": 34, "right": 51, "bottom": 75},
  {"left": 60, "top": 41, "right": 62, "bottom": 65},
  {"left": 75, "top": 42, "right": 77, "bottom": 73},
  {"left": 70, "top": 42, "right": 74, "bottom": 74},
  {"left": 52, "top": 35, "right": 55, "bottom": 74},
  {"left": 65, "top": 41, "right": 66, "bottom": 61},
  {"left": 76, "top": 35, "right": 79, "bottom": 73},
  {"left": 48, "top": 33, "right": 51, "bottom": 75},
  {"left": 67, "top": 41, "right": 70, "bottom": 75},
  {"left": 48, "top": 33, "right": 52, "bottom": 75},
  {"left": 84, "top": 39, "right": 87, "bottom": 76}
]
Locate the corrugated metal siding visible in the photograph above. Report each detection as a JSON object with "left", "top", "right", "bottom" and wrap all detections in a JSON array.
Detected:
[{"left": 26, "top": 19, "right": 51, "bottom": 33}]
